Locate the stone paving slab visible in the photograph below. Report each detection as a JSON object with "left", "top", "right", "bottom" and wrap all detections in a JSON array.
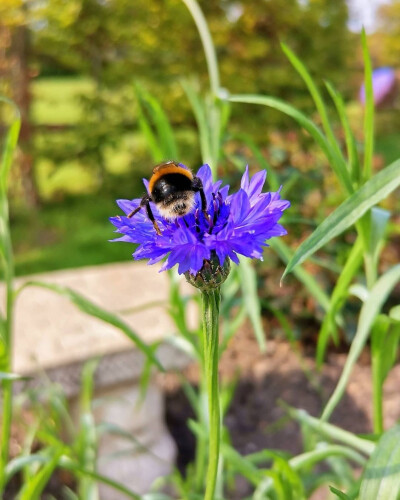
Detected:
[{"left": 1, "top": 261, "right": 197, "bottom": 377}]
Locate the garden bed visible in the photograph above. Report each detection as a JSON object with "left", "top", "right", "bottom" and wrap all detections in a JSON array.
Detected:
[{"left": 165, "top": 324, "right": 400, "bottom": 498}]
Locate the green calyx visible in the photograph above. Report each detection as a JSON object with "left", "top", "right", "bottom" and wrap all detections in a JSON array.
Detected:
[{"left": 185, "top": 255, "right": 230, "bottom": 291}]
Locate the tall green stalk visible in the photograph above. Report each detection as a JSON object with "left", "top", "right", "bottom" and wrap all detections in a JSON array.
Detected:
[
  {"left": 0, "top": 195, "right": 14, "bottom": 493},
  {"left": 0, "top": 99, "right": 20, "bottom": 494},
  {"left": 201, "top": 288, "right": 221, "bottom": 500}
]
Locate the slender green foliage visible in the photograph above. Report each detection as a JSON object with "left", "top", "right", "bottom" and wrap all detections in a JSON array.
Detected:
[
  {"left": 0, "top": 98, "right": 20, "bottom": 495},
  {"left": 281, "top": 158, "right": 400, "bottom": 280},
  {"left": 322, "top": 265, "right": 400, "bottom": 421},
  {"left": 361, "top": 29, "right": 374, "bottom": 182},
  {"left": 359, "top": 425, "right": 400, "bottom": 500}
]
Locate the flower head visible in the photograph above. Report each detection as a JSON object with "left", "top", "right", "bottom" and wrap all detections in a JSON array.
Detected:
[{"left": 110, "top": 165, "right": 290, "bottom": 275}]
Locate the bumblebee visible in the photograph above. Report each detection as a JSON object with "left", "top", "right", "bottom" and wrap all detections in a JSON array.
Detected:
[{"left": 128, "top": 161, "right": 209, "bottom": 235}]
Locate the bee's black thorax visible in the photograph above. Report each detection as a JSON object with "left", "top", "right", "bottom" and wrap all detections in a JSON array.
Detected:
[{"left": 151, "top": 174, "right": 193, "bottom": 205}]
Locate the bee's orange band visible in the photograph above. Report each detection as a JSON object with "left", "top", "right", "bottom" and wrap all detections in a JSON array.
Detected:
[{"left": 149, "top": 164, "right": 193, "bottom": 193}]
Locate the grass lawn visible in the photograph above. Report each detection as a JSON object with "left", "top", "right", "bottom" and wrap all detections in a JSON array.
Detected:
[
  {"left": 11, "top": 194, "right": 134, "bottom": 276},
  {"left": 31, "top": 77, "right": 95, "bottom": 125}
]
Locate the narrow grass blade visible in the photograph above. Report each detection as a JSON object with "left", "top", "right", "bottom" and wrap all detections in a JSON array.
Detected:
[
  {"left": 221, "top": 444, "right": 263, "bottom": 486},
  {"left": 325, "top": 81, "right": 361, "bottom": 185},
  {"left": 0, "top": 97, "right": 21, "bottom": 191},
  {"left": 316, "top": 237, "right": 364, "bottom": 366},
  {"left": 181, "top": 79, "right": 213, "bottom": 168},
  {"left": 359, "top": 424, "right": 400, "bottom": 500},
  {"left": 59, "top": 456, "right": 141, "bottom": 500},
  {"left": 361, "top": 29, "right": 374, "bottom": 182},
  {"left": 5, "top": 454, "right": 47, "bottom": 483},
  {"left": 254, "top": 455, "right": 305, "bottom": 500},
  {"left": 281, "top": 43, "right": 345, "bottom": 167},
  {"left": 17, "top": 446, "right": 64, "bottom": 500},
  {"left": 134, "top": 89, "right": 163, "bottom": 161},
  {"left": 142, "top": 495, "right": 174, "bottom": 500},
  {"left": 135, "top": 84, "right": 178, "bottom": 160},
  {"left": 0, "top": 371, "right": 29, "bottom": 381},
  {"left": 286, "top": 407, "right": 374, "bottom": 456},
  {"left": 229, "top": 94, "right": 353, "bottom": 193},
  {"left": 290, "top": 445, "right": 365, "bottom": 470},
  {"left": 181, "top": 0, "right": 220, "bottom": 95},
  {"left": 76, "top": 359, "right": 99, "bottom": 500},
  {"left": 370, "top": 207, "right": 391, "bottom": 267},
  {"left": 282, "top": 158, "right": 400, "bottom": 280},
  {"left": 330, "top": 486, "right": 352, "bottom": 500},
  {"left": 17, "top": 281, "right": 163, "bottom": 370},
  {"left": 237, "top": 256, "right": 265, "bottom": 352},
  {"left": 321, "top": 264, "right": 400, "bottom": 421}
]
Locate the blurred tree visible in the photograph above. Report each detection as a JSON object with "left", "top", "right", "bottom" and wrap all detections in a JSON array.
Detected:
[
  {"left": 3, "top": 0, "right": 353, "bottom": 201},
  {"left": 377, "top": 0, "right": 400, "bottom": 67},
  {"left": 0, "top": 0, "right": 38, "bottom": 207}
]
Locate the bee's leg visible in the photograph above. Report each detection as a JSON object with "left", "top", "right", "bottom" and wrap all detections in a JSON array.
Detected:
[
  {"left": 127, "top": 195, "right": 150, "bottom": 218},
  {"left": 192, "top": 176, "right": 210, "bottom": 221},
  {"left": 127, "top": 194, "right": 150, "bottom": 219},
  {"left": 145, "top": 201, "right": 162, "bottom": 236},
  {"left": 128, "top": 195, "right": 162, "bottom": 235}
]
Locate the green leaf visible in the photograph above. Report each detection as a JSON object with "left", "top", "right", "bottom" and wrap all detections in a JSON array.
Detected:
[
  {"left": 372, "top": 315, "right": 400, "bottom": 385},
  {"left": 254, "top": 455, "right": 305, "bottom": 500},
  {"left": 329, "top": 486, "right": 352, "bottom": 500},
  {"left": 359, "top": 424, "right": 400, "bottom": 500},
  {"left": 0, "top": 371, "right": 30, "bottom": 381},
  {"left": 134, "top": 92, "right": 163, "bottom": 161},
  {"left": 59, "top": 456, "right": 141, "bottom": 499},
  {"left": 181, "top": 0, "right": 220, "bottom": 96},
  {"left": 282, "top": 158, "right": 400, "bottom": 279},
  {"left": 369, "top": 207, "right": 391, "bottom": 266},
  {"left": 17, "top": 281, "right": 164, "bottom": 371},
  {"left": 325, "top": 81, "right": 361, "bottom": 185},
  {"left": 0, "top": 97, "right": 21, "bottom": 192},
  {"left": 286, "top": 407, "right": 375, "bottom": 456},
  {"left": 237, "top": 256, "right": 265, "bottom": 352},
  {"left": 228, "top": 93, "right": 353, "bottom": 193},
  {"left": 17, "top": 446, "right": 64, "bottom": 500},
  {"left": 5, "top": 454, "right": 47, "bottom": 483},
  {"left": 316, "top": 237, "right": 364, "bottom": 367},
  {"left": 221, "top": 443, "right": 263, "bottom": 486},
  {"left": 134, "top": 84, "right": 178, "bottom": 161},
  {"left": 61, "top": 487, "right": 79, "bottom": 500},
  {"left": 361, "top": 29, "right": 374, "bottom": 182},
  {"left": 281, "top": 43, "right": 346, "bottom": 169},
  {"left": 322, "top": 264, "right": 400, "bottom": 421},
  {"left": 181, "top": 79, "right": 213, "bottom": 169},
  {"left": 142, "top": 495, "right": 174, "bottom": 500},
  {"left": 76, "top": 360, "right": 99, "bottom": 500},
  {"left": 290, "top": 445, "right": 365, "bottom": 470}
]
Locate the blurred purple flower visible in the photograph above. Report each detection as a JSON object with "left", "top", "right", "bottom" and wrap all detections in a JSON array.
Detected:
[
  {"left": 359, "top": 67, "right": 397, "bottom": 106},
  {"left": 110, "top": 165, "right": 290, "bottom": 275}
]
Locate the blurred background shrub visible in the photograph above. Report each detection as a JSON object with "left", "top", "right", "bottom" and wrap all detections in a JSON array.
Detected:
[{"left": 0, "top": 0, "right": 399, "bottom": 277}]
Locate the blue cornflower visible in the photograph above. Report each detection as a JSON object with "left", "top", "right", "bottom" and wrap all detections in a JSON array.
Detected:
[{"left": 110, "top": 165, "right": 290, "bottom": 275}]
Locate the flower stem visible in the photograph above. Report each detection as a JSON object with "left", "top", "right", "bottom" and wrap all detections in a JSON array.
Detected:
[
  {"left": 194, "top": 375, "right": 207, "bottom": 491},
  {"left": 201, "top": 288, "right": 221, "bottom": 500}
]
